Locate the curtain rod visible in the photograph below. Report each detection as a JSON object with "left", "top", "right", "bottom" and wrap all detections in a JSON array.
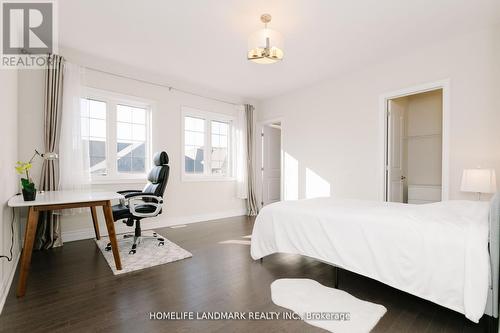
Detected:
[
  {"left": 81, "top": 66, "right": 241, "bottom": 106},
  {"left": 31, "top": 52, "right": 241, "bottom": 106}
]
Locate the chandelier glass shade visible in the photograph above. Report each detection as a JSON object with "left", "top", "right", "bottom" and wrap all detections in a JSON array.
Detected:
[{"left": 247, "top": 14, "right": 284, "bottom": 64}]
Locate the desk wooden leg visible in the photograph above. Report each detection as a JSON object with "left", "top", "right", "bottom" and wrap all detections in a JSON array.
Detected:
[
  {"left": 90, "top": 206, "right": 100, "bottom": 240},
  {"left": 102, "top": 201, "right": 122, "bottom": 270},
  {"left": 17, "top": 207, "right": 39, "bottom": 297}
]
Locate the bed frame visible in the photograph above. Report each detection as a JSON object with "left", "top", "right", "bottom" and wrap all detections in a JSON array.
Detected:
[
  {"left": 261, "top": 194, "right": 500, "bottom": 327},
  {"left": 487, "top": 193, "right": 500, "bottom": 320}
]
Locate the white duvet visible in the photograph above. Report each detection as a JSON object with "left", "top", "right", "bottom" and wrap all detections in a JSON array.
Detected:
[{"left": 250, "top": 198, "right": 491, "bottom": 322}]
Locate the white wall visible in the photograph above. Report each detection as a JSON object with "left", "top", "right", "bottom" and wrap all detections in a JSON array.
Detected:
[
  {"left": 0, "top": 69, "right": 21, "bottom": 310},
  {"left": 258, "top": 27, "right": 500, "bottom": 201},
  {"left": 18, "top": 52, "right": 247, "bottom": 241}
]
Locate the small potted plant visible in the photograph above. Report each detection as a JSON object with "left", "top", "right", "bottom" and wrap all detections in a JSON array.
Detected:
[
  {"left": 15, "top": 150, "right": 57, "bottom": 201},
  {"left": 15, "top": 160, "right": 36, "bottom": 201}
]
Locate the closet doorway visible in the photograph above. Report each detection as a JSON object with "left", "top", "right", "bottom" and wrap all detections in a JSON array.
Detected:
[
  {"left": 384, "top": 88, "right": 445, "bottom": 204},
  {"left": 260, "top": 122, "right": 282, "bottom": 206}
]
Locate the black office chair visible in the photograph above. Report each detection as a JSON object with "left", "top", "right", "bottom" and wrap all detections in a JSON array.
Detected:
[{"left": 105, "top": 151, "right": 170, "bottom": 254}]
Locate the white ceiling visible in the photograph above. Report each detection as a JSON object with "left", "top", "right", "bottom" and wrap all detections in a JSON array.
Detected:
[{"left": 59, "top": 0, "right": 500, "bottom": 100}]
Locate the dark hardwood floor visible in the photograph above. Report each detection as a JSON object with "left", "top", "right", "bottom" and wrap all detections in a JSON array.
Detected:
[{"left": 0, "top": 216, "right": 494, "bottom": 332}]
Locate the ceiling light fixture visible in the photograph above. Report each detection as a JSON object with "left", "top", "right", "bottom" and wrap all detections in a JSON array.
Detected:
[{"left": 247, "top": 14, "right": 284, "bottom": 64}]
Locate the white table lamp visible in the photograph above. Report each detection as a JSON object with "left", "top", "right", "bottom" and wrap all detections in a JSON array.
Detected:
[{"left": 460, "top": 168, "right": 497, "bottom": 200}]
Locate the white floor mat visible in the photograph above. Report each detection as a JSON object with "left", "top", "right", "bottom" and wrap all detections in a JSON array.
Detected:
[
  {"left": 95, "top": 230, "right": 192, "bottom": 275},
  {"left": 271, "top": 279, "right": 386, "bottom": 333}
]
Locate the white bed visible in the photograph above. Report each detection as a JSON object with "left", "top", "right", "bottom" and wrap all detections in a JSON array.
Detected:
[{"left": 250, "top": 197, "right": 499, "bottom": 323}]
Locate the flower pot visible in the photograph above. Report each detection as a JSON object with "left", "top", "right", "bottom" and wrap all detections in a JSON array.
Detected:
[{"left": 22, "top": 189, "right": 37, "bottom": 201}]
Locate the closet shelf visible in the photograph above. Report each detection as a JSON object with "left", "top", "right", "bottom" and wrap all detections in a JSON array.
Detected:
[{"left": 404, "top": 133, "right": 442, "bottom": 140}]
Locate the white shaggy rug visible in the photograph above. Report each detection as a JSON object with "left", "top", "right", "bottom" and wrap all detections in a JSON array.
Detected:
[
  {"left": 95, "top": 230, "right": 192, "bottom": 275},
  {"left": 271, "top": 279, "right": 387, "bottom": 333}
]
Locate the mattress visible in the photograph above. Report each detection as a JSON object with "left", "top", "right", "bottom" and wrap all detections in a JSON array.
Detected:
[{"left": 250, "top": 198, "right": 491, "bottom": 322}]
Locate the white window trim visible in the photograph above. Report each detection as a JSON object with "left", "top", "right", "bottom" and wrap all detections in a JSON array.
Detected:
[
  {"left": 181, "top": 106, "right": 235, "bottom": 182},
  {"left": 83, "top": 88, "right": 154, "bottom": 184}
]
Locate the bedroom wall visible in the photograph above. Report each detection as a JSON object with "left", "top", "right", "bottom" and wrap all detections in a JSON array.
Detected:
[
  {"left": 257, "top": 27, "right": 500, "bottom": 201},
  {"left": 0, "top": 69, "right": 21, "bottom": 311},
  {"left": 17, "top": 51, "right": 249, "bottom": 241}
]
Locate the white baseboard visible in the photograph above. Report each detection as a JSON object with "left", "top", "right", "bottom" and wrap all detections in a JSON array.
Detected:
[
  {"left": 62, "top": 209, "right": 247, "bottom": 243},
  {"left": 0, "top": 252, "right": 20, "bottom": 315}
]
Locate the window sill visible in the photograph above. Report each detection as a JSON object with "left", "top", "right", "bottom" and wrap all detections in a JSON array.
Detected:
[
  {"left": 182, "top": 176, "right": 236, "bottom": 183},
  {"left": 91, "top": 177, "right": 148, "bottom": 185}
]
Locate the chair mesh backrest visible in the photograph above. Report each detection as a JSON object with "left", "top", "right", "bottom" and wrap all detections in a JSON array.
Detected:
[{"left": 143, "top": 151, "right": 169, "bottom": 197}]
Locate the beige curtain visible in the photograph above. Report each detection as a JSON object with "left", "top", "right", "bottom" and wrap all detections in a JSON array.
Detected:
[
  {"left": 245, "top": 104, "right": 259, "bottom": 216},
  {"left": 35, "top": 54, "right": 64, "bottom": 249}
]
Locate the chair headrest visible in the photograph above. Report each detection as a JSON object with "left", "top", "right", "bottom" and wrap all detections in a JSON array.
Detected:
[{"left": 153, "top": 151, "right": 169, "bottom": 166}]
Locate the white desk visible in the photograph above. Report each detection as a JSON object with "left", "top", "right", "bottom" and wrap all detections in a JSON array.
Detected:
[{"left": 8, "top": 190, "right": 124, "bottom": 297}]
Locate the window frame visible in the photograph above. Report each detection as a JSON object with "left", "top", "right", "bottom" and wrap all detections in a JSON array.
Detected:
[
  {"left": 83, "top": 88, "right": 154, "bottom": 184},
  {"left": 181, "top": 106, "right": 235, "bottom": 182}
]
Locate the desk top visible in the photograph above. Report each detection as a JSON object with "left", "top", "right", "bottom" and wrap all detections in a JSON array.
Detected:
[{"left": 8, "top": 190, "right": 123, "bottom": 207}]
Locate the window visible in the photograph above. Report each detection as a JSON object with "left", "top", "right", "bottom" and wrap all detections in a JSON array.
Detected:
[
  {"left": 182, "top": 107, "right": 233, "bottom": 180},
  {"left": 210, "top": 120, "right": 230, "bottom": 175},
  {"left": 81, "top": 90, "right": 152, "bottom": 182},
  {"left": 116, "top": 105, "right": 147, "bottom": 173},
  {"left": 184, "top": 116, "right": 205, "bottom": 174},
  {"left": 81, "top": 99, "right": 107, "bottom": 175}
]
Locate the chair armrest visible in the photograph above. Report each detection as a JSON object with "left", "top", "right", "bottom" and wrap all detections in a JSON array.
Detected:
[
  {"left": 127, "top": 194, "right": 163, "bottom": 218},
  {"left": 117, "top": 191, "right": 144, "bottom": 206},
  {"left": 117, "top": 190, "right": 142, "bottom": 195},
  {"left": 122, "top": 192, "right": 150, "bottom": 199}
]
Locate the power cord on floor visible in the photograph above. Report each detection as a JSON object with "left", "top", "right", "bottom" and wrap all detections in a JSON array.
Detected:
[{"left": 0, "top": 208, "right": 15, "bottom": 261}]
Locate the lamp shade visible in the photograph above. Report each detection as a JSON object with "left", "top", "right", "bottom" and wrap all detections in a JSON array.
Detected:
[
  {"left": 247, "top": 28, "right": 284, "bottom": 64},
  {"left": 460, "top": 169, "right": 497, "bottom": 193}
]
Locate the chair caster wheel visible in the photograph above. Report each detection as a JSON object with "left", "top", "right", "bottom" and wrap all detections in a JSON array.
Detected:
[
  {"left": 105, "top": 243, "right": 111, "bottom": 251},
  {"left": 157, "top": 238, "right": 164, "bottom": 242},
  {"left": 158, "top": 242, "right": 164, "bottom": 246},
  {"left": 153, "top": 232, "right": 157, "bottom": 237},
  {"left": 129, "top": 249, "right": 136, "bottom": 255}
]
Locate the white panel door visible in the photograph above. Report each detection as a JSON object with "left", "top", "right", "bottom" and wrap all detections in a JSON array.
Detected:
[
  {"left": 387, "top": 100, "right": 405, "bottom": 203},
  {"left": 262, "top": 125, "right": 281, "bottom": 206}
]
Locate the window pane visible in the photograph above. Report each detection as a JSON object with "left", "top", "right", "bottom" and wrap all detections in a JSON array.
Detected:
[
  {"left": 219, "top": 123, "right": 228, "bottom": 135},
  {"left": 81, "top": 99, "right": 89, "bottom": 118},
  {"left": 81, "top": 118, "right": 89, "bottom": 137},
  {"left": 117, "top": 142, "right": 147, "bottom": 173},
  {"left": 81, "top": 98, "right": 107, "bottom": 175},
  {"left": 89, "top": 119, "right": 106, "bottom": 139},
  {"left": 117, "top": 122, "right": 132, "bottom": 141},
  {"left": 219, "top": 135, "right": 228, "bottom": 148},
  {"left": 184, "top": 116, "right": 205, "bottom": 174},
  {"left": 211, "top": 134, "right": 220, "bottom": 147},
  {"left": 132, "top": 157, "right": 145, "bottom": 172},
  {"left": 132, "top": 108, "right": 145, "bottom": 124},
  {"left": 211, "top": 121, "right": 229, "bottom": 176},
  {"left": 185, "top": 116, "right": 204, "bottom": 132},
  {"left": 184, "top": 146, "right": 204, "bottom": 174},
  {"left": 116, "top": 106, "right": 132, "bottom": 123},
  {"left": 211, "top": 147, "right": 228, "bottom": 175},
  {"left": 132, "top": 124, "right": 145, "bottom": 141},
  {"left": 212, "top": 121, "right": 220, "bottom": 134},
  {"left": 185, "top": 131, "right": 195, "bottom": 146},
  {"left": 116, "top": 105, "right": 148, "bottom": 174},
  {"left": 184, "top": 131, "right": 204, "bottom": 146},
  {"left": 117, "top": 104, "right": 147, "bottom": 124},
  {"left": 88, "top": 100, "right": 106, "bottom": 119}
]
